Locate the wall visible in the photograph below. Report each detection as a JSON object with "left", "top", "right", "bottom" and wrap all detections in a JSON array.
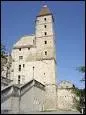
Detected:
[
  {"left": 44, "top": 85, "right": 57, "bottom": 110},
  {"left": 1, "top": 82, "right": 45, "bottom": 113},
  {"left": 57, "top": 88, "right": 76, "bottom": 111}
]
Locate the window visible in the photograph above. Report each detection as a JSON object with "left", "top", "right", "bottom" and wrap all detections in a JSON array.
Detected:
[
  {"left": 33, "top": 40, "right": 34, "bottom": 44},
  {"left": 44, "top": 41, "right": 47, "bottom": 44},
  {"left": 44, "top": 32, "right": 47, "bottom": 36},
  {"left": 44, "top": 18, "right": 46, "bottom": 21},
  {"left": 44, "top": 25, "right": 46, "bottom": 28},
  {"left": 19, "top": 48, "right": 21, "bottom": 51},
  {"left": 28, "top": 48, "right": 30, "bottom": 50},
  {"left": 19, "top": 56, "right": 23, "bottom": 60},
  {"left": 33, "top": 66, "right": 35, "bottom": 70},
  {"left": 19, "top": 65, "right": 21, "bottom": 71},
  {"left": 23, "top": 64, "right": 25, "bottom": 68},
  {"left": 45, "top": 51, "right": 47, "bottom": 55},
  {"left": 18, "top": 75, "right": 20, "bottom": 84}
]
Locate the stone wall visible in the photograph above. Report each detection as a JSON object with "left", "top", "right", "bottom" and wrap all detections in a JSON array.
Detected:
[
  {"left": 57, "top": 88, "right": 76, "bottom": 111},
  {"left": 44, "top": 84, "right": 57, "bottom": 110},
  {"left": 1, "top": 80, "right": 45, "bottom": 113}
]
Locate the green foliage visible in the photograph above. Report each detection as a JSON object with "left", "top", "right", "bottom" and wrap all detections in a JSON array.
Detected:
[
  {"left": 76, "top": 66, "right": 85, "bottom": 81},
  {"left": 72, "top": 87, "right": 85, "bottom": 112},
  {"left": 72, "top": 87, "right": 81, "bottom": 97},
  {"left": 78, "top": 66, "right": 85, "bottom": 73}
]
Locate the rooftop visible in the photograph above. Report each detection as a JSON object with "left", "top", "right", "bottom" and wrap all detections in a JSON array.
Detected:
[{"left": 37, "top": 5, "right": 52, "bottom": 17}]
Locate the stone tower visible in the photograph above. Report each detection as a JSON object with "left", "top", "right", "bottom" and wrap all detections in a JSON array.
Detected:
[
  {"left": 35, "top": 5, "right": 57, "bottom": 110},
  {"left": 35, "top": 5, "right": 56, "bottom": 85},
  {"left": 11, "top": 5, "right": 57, "bottom": 110}
]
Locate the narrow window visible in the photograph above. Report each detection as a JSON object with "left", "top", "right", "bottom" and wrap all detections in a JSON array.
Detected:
[
  {"left": 19, "top": 65, "right": 21, "bottom": 71},
  {"left": 19, "top": 56, "right": 23, "bottom": 60},
  {"left": 18, "top": 75, "right": 20, "bottom": 84},
  {"left": 44, "top": 41, "right": 47, "bottom": 44},
  {"left": 33, "top": 40, "right": 34, "bottom": 44},
  {"left": 23, "top": 64, "right": 25, "bottom": 68},
  {"left": 45, "top": 51, "right": 47, "bottom": 55},
  {"left": 28, "top": 48, "right": 30, "bottom": 50},
  {"left": 44, "top": 18, "right": 46, "bottom": 21},
  {"left": 33, "top": 66, "right": 35, "bottom": 70},
  {"left": 19, "top": 48, "right": 21, "bottom": 51},
  {"left": 44, "top": 32, "right": 47, "bottom": 36},
  {"left": 44, "top": 25, "right": 46, "bottom": 28}
]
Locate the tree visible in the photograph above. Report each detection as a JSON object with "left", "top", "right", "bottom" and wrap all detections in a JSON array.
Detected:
[
  {"left": 72, "top": 87, "right": 85, "bottom": 113},
  {"left": 76, "top": 66, "right": 85, "bottom": 81},
  {"left": 78, "top": 66, "right": 85, "bottom": 73},
  {"left": 78, "top": 66, "right": 85, "bottom": 113},
  {"left": 1, "top": 44, "right": 7, "bottom": 72}
]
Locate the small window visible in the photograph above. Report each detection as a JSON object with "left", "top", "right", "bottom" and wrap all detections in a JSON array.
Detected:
[
  {"left": 33, "top": 40, "right": 34, "bottom": 44},
  {"left": 44, "top": 18, "right": 46, "bottom": 21},
  {"left": 44, "top": 32, "right": 47, "bottom": 36},
  {"left": 19, "top": 65, "right": 21, "bottom": 71},
  {"left": 45, "top": 51, "right": 47, "bottom": 55},
  {"left": 19, "top": 48, "right": 21, "bottom": 51},
  {"left": 28, "top": 48, "right": 30, "bottom": 50},
  {"left": 23, "top": 64, "right": 25, "bottom": 68},
  {"left": 44, "top": 25, "right": 46, "bottom": 28},
  {"left": 18, "top": 75, "right": 20, "bottom": 84},
  {"left": 44, "top": 41, "right": 47, "bottom": 44},
  {"left": 19, "top": 56, "right": 23, "bottom": 60},
  {"left": 18, "top": 75, "right": 20, "bottom": 79}
]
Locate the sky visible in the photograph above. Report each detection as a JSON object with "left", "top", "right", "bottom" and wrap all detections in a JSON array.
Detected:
[{"left": 1, "top": 1, "right": 85, "bottom": 89}]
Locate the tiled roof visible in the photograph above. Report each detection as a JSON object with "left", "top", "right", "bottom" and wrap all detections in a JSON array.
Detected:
[{"left": 38, "top": 5, "right": 52, "bottom": 17}]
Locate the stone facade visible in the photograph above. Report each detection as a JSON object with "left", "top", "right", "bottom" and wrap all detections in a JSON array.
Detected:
[
  {"left": 1, "top": 79, "right": 45, "bottom": 114},
  {"left": 10, "top": 5, "right": 57, "bottom": 111},
  {"left": 57, "top": 81, "right": 77, "bottom": 111}
]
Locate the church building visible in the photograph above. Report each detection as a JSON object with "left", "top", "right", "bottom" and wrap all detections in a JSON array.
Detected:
[
  {"left": 11, "top": 4, "right": 57, "bottom": 111},
  {"left": 1, "top": 5, "right": 79, "bottom": 113}
]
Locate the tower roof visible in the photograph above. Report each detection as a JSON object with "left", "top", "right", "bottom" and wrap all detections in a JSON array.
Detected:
[{"left": 37, "top": 5, "right": 52, "bottom": 17}]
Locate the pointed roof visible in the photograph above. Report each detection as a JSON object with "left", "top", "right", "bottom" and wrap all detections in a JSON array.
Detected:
[{"left": 37, "top": 5, "right": 52, "bottom": 17}]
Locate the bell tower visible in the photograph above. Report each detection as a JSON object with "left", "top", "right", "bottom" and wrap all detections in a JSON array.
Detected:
[
  {"left": 35, "top": 5, "right": 57, "bottom": 110},
  {"left": 35, "top": 5, "right": 56, "bottom": 84}
]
